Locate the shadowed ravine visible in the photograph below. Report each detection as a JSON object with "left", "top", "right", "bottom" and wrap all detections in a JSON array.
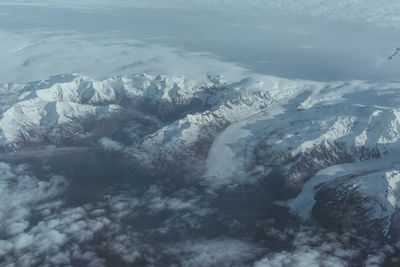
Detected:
[
  {"left": 1, "top": 73, "right": 400, "bottom": 266},
  {"left": 1, "top": 145, "right": 399, "bottom": 266}
]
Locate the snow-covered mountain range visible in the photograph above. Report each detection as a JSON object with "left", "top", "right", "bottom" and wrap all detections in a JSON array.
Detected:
[{"left": 1, "top": 73, "right": 400, "bottom": 238}]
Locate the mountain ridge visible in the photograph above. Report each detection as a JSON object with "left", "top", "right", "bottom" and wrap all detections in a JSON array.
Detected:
[{"left": 1, "top": 73, "right": 400, "bottom": 236}]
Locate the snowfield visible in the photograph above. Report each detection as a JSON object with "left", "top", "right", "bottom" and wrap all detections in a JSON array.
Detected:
[{"left": 1, "top": 73, "right": 400, "bottom": 240}]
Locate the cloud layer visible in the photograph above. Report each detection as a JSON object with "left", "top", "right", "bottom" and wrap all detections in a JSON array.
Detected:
[
  {"left": 3, "top": 0, "right": 400, "bottom": 28},
  {"left": 1, "top": 155, "right": 399, "bottom": 266},
  {"left": 1, "top": 0, "right": 400, "bottom": 83},
  {"left": 0, "top": 30, "right": 248, "bottom": 83}
]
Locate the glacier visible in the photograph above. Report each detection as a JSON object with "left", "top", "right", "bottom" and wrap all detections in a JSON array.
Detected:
[
  {"left": 1, "top": 73, "right": 400, "bottom": 239},
  {"left": 1, "top": 73, "right": 400, "bottom": 265}
]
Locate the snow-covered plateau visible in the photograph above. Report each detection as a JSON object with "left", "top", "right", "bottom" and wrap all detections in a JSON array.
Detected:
[{"left": 1, "top": 73, "right": 400, "bottom": 265}]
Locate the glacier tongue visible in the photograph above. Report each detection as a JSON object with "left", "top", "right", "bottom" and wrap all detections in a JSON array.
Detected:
[{"left": 2, "top": 73, "right": 400, "bottom": 235}]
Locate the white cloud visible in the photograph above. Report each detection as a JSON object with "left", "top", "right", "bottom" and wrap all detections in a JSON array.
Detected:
[
  {"left": 1, "top": 0, "right": 399, "bottom": 84},
  {"left": 0, "top": 159, "right": 399, "bottom": 266},
  {"left": 0, "top": 162, "right": 68, "bottom": 239},
  {"left": 2, "top": 0, "right": 400, "bottom": 29},
  {"left": 165, "top": 239, "right": 262, "bottom": 267},
  {"left": 252, "top": 227, "right": 394, "bottom": 267},
  {"left": 98, "top": 137, "right": 124, "bottom": 151},
  {"left": 0, "top": 162, "right": 214, "bottom": 266},
  {"left": 0, "top": 30, "right": 248, "bottom": 83}
]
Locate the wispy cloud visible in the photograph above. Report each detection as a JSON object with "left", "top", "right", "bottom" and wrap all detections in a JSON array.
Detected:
[{"left": 0, "top": 30, "right": 248, "bottom": 83}]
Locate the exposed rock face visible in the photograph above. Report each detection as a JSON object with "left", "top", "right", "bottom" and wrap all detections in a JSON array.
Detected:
[{"left": 2, "top": 73, "right": 400, "bottom": 235}]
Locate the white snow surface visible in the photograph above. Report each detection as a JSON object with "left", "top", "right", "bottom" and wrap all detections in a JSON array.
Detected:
[{"left": 2, "top": 73, "right": 400, "bottom": 233}]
